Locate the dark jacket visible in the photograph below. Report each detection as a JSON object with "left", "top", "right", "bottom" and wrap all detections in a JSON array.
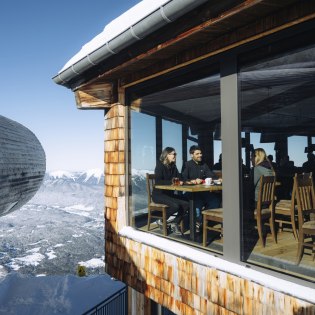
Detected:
[
  {"left": 152, "top": 161, "right": 181, "bottom": 198},
  {"left": 182, "top": 160, "right": 216, "bottom": 181}
]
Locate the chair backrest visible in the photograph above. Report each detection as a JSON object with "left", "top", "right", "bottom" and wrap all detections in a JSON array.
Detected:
[
  {"left": 295, "top": 173, "right": 315, "bottom": 225},
  {"left": 288, "top": 172, "right": 312, "bottom": 203},
  {"left": 146, "top": 173, "right": 155, "bottom": 205},
  {"left": 257, "top": 175, "right": 276, "bottom": 210}
]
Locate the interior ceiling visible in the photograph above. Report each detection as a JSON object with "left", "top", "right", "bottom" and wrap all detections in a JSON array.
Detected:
[{"left": 140, "top": 47, "right": 315, "bottom": 136}]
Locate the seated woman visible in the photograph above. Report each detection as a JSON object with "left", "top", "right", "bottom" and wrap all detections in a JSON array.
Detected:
[
  {"left": 252, "top": 148, "right": 275, "bottom": 203},
  {"left": 152, "top": 147, "right": 189, "bottom": 235}
]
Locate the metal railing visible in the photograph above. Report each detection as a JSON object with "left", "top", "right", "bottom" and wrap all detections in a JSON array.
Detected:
[{"left": 83, "top": 286, "right": 127, "bottom": 315}]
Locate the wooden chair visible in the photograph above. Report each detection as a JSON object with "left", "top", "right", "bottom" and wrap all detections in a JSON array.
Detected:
[
  {"left": 146, "top": 173, "right": 169, "bottom": 236},
  {"left": 295, "top": 174, "right": 315, "bottom": 264},
  {"left": 275, "top": 173, "right": 311, "bottom": 239},
  {"left": 275, "top": 177, "right": 298, "bottom": 239},
  {"left": 254, "top": 175, "right": 277, "bottom": 247},
  {"left": 202, "top": 208, "right": 223, "bottom": 247}
]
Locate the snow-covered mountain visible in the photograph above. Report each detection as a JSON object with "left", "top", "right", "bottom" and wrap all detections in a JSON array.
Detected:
[
  {"left": 0, "top": 169, "right": 105, "bottom": 278},
  {"left": 46, "top": 169, "right": 104, "bottom": 185},
  {"left": 131, "top": 168, "right": 151, "bottom": 194},
  {"left": 0, "top": 169, "right": 150, "bottom": 278}
]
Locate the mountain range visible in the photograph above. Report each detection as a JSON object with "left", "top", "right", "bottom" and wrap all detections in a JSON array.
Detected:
[
  {"left": 0, "top": 169, "right": 150, "bottom": 278},
  {"left": 0, "top": 169, "right": 105, "bottom": 278}
]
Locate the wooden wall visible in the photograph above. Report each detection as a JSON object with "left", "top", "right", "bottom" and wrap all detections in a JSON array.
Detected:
[
  {"left": 106, "top": 236, "right": 315, "bottom": 315},
  {"left": 104, "top": 105, "right": 315, "bottom": 315}
]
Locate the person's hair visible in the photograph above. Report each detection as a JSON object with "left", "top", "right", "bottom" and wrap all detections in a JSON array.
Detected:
[
  {"left": 159, "top": 147, "right": 176, "bottom": 165},
  {"left": 254, "top": 148, "right": 274, "bottom": 173},
  {"left": 189, "top": 145, "right": 201, "bottom": 154}
]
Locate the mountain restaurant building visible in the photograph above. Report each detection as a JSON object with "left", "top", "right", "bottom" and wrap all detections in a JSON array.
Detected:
[{"left": 54, "top": 1, "right": 315, "bottom": 314}]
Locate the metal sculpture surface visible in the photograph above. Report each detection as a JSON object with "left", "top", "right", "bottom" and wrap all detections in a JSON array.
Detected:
[{"left": 0, "top": 115, "right": 46, "bottom": 216}]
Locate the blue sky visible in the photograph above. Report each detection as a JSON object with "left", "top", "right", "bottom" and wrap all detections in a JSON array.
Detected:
[
  {"left": 1, "top": 0, "right": 309, "bottom": 173},
  {"left": 0, "top": 0, "right": 140, "bottom": 171}
]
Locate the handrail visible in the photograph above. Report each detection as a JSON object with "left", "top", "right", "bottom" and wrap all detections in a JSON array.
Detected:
[{"left": 82, "top": 286, "right": 127, "bottom": 315}]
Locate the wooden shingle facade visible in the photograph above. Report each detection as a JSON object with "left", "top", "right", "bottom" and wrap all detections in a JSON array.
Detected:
[{"left": 54, "top": 1, "right": 315, "bottom": 314}]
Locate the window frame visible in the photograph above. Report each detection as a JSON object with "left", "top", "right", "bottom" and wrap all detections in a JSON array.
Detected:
[{"left": 125, "top": 19, "right": 315, "bottom": 289}]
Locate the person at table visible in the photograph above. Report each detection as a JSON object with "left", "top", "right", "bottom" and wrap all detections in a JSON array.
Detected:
[
  {"left": 252, "top": 148, "right": 275, "bottom": 203},
  {"left": 277, "top": 154, "right": 296, "bottom": 199},
  {"left": 152, "top": 147, "right": 189, "bottom": 235},
  {"left": 267, "top": 154, "right": 277, "bottom": 172},
  {"left": 182, "top": 145, "right": 221, "bottom": 231},
  {"left": 213, "top": 153, "right": 222, "bottom": 171}
]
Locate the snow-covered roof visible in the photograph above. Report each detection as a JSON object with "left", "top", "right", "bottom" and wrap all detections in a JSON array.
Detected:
[
  {"left": 60, "top": 0, "right": 170, "bottom": 72},
  {"left": 53, "top": 0, "right": 208, "bottom": 86}
]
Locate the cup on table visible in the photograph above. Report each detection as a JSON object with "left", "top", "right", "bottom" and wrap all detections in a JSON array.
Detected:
[
  {"left": 172, "top": 177, "right": 180, "bottom": 186},
  {"left": 205, "top": 177, "right": 212, "bottom": 185}
]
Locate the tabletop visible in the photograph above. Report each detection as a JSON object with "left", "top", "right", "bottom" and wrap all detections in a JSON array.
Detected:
[{"left": 154, "top": 184, "right": 222, "bottom": 192}]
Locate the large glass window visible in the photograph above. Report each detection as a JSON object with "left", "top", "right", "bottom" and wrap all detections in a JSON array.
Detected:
[
  {"left": 130, "top": 111, "right": 156, "bottom": 220},
  {"left": 129, "top": 72, "right": 223, "bottom": 253},
  {"left": 240, "top": 40, "right": 315, "bottom": 281}
]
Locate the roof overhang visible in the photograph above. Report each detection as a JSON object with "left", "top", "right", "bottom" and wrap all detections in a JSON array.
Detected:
[
  {"left": 53, "top": 0, "right": 315, "bottom": 113},
  {"left": 52, "top": 0, "right": 209, "bottom": 89}
]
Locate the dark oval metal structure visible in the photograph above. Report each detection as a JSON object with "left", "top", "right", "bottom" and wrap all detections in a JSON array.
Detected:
[{"left": 0, "top": 115, "right": 46, "bottom": 217}]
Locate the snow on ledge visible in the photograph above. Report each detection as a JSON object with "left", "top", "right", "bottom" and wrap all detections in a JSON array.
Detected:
[{"left": 119, "top": 226, "right": 315, "bottom": 304}]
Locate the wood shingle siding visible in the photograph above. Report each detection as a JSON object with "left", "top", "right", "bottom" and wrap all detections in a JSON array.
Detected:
[
  {"left": 106, "top": 235, "right": 315, "bottom": 314},
  {"left": 104, "top": 104, "right": 126, "bottom": 234}
]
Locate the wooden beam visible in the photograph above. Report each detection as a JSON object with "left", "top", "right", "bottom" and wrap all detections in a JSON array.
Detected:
[
  {"left": 75, "top": 83, "right": 114, "bottom": 109},
  {"left": 121, "top": 9, "right": 315, "bottom": 88},
  {"left": 92, "top": 1, "right": 315, "bottom": 88}
]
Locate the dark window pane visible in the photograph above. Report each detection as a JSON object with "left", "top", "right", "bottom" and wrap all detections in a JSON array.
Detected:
[
  {"left": 129, "top": 72, "right": 222, "bottom": 252},
  {"left": 240, "top": 39, "right": 315, "bottom": 281}
]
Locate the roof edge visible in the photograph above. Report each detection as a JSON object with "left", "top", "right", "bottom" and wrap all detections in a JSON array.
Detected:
[{"left": 52, "top": 0, "right": 208, "bottom": 88}]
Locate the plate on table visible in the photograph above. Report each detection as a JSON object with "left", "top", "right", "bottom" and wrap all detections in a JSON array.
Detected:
[{"left": 213, "top": 179, "right": 222, "bottom": 185}]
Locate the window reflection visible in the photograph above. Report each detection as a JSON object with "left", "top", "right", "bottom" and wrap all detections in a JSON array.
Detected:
[
  {"left": 240, "top": 42, "right": 315, "bottom": 281},
  {"left": 130, "top": 72, "right": 223, "bottom": 253}
]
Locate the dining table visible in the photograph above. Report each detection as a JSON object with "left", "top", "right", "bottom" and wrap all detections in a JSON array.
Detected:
[{"left": 154, "top": 183, "right": 222, "bottom": 241}]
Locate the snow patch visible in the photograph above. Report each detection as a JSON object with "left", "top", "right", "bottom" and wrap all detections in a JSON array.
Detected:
[
  {"left": 46, "top": 250, "right": 57, "bottom": 260},
  {"left": 78, "top": 257, "right": 105, "bottom": 269},
  {"left": 26, "top": 247, "right": 41, "bottom": 253},
  {"left": 64, "top": 204, "right": 94, "bottom": 211},
  {"left": 14, "top": 252, "right": 45, "bottom": 267},
  {"left": 0, "top": 266, "right": 8, "bottom": 279},
  {"left": 84, "top": 169, "right": 103, "bottom": 184},
  {"left": 53, "top": 244, "right": 64, "bottom": 248},
  {"left": 6, "top": 262, "right": 20, "bottom": 271},
  {"left": 72, "top": 234, "right": 83, "bottom": 238}
]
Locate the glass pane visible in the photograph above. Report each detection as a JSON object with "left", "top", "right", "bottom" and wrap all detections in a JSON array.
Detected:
[
  {"left": 130, "top": 111, "right": 156, "bottom": 225},
  {"left": 129, "top": 71, "right": 222, "bottom": 253},
  {"left": 162, "top": 120, "right": 183, "bottom": 171},
  {"left": 240, "top": 39, "right": 315, "bottom": 281}
]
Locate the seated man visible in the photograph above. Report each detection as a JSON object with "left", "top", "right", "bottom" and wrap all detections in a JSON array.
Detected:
[{"left": 182, "top": 145, "right": 221, "bottom": 232}]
